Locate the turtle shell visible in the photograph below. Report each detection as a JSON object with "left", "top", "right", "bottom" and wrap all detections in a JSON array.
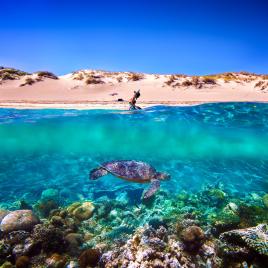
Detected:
[{"left": 102, "top": 160, "right": 156, "bottom": 182}]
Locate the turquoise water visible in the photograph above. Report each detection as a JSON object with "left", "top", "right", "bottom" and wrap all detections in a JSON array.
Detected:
[{"left": 0, "top": 103, "right": 267, "bottom": 209}]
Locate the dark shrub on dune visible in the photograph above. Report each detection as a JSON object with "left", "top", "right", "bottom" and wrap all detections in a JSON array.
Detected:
[
  {"left": 192, "top": 76, "right": 203, "bottom": 88},
  {"left": 202, "top": 77, "right": 217, "bottom": 85},
  {"left": 1, "top": 72, "right": 16, "bottom": 80},
  {"left": 128, "top": 72, "right": 144, "bottom": 81},
  {"left": 182, "top": 80, "right": 193, "bottom": 87},
  {"left": 36, "top": 71, "right": 58, "bottom": 80},
  {"left": 165, "top": 75, "right": 176, "bottom": 86},
  {"left": 0, "top": 67, "right": 29, "bottom": 80},
  {"left": 20, "top": 77, "right": 35, "bottom": 87},
  {"left": 85, "top": 75, "right": 104, "bottom": 85}
]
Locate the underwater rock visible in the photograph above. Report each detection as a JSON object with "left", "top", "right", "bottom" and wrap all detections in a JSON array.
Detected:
[
  {"left": 175, "top": 218, "right": 200, "bottom": 235},
  {"left": 34, "top": 188, "right": 61, "bottom": 218},
  {"left": 0, "top": 210, "right": 9, "bottom": 222},
  {"left": 32, "top": 224, "right": 66, "bottom": 253},
  {"left": 211, "top": 207, "right": 240, "bottom": 235},
  {"left": 66, "top": 261, "right": 79, "bottom": 268},
  {"left": 78, "top": 248, "right": 101, "bottom": 268},
  {"left": 4, "top": 231, "right": 30, "bottom": 246},
  {"left": 12, "top": 237, "right": 40, "bottom": 258},
  {"left": 0, "top": 241, "right": 12, "bottom": 260},
  {"left": 45, "top": 253, "right": 67, "bottom": 268},
  {"left": 238, "top": 204, "right": 268, "bottom": 228},
  {"left": 19, "top": 200, "right": 32, "bottom": 210},
  {"left": 250, "top": 192, "right": 262, "bottom": 202},
  {"left": 11, "top": 237, "right": 39, "bottom": 258},
  {"left": 0, "top": 210, "right": 39, "bottom": 233},
  {"left": 207, "top": 188, "right": 227, "bottom": 205},
  {"left": 15, "top": 255, "right": 30, "bottom": 268},
  {"left": 220, "top": 224, "right": 268, "bottom": 257},
  {"left": 35, "top": 200, "right": 59, "bottom": 218},
  {"left": 50, "top": 216, "right": 65, "bottom": 227},
  {"left": 41, "top": 188, "right": 60, "bottom": 203},
  {"left": 67, "top": 202, "right": 95, "bottom": 221},
  {"left": 262, "top": 194, "right": 268, "bottom": 209},
  {"left": 0, "top": 262, "right": 13, "bottom": 268},
  {"left": 181, "top": 225, "right": 205, "bottom": 252},
  {"left": 227, "top": 202, "right": 239, "bottom": 214},
  {"left": 65, "top": 233, "right": 83, "bottom": 256}
]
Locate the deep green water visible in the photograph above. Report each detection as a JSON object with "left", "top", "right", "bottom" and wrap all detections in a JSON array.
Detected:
[{"left": 0, "top": 103, "right": 267, "bottom": 208}]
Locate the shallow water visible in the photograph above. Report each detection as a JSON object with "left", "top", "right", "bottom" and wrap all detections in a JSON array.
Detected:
[{"left": 0, "top": 102, "right": 267, "bottom": 208}]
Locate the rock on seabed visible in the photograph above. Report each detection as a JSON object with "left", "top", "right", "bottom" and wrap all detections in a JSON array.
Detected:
[{"left": 0, "top": 210, "right": 39, "bottom": 233}]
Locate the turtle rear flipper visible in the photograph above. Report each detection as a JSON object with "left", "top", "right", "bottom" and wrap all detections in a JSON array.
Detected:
[
  {"left": 142, "top": 179, "right": 160, "bottom": 200},
  {"left": 89, "top": 167, "right": 108, "bottom": 180}
]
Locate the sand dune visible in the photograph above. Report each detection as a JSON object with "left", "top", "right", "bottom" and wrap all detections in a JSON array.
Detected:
[{"left": 0, "top": 68, "right": 268, "bottom": 109}]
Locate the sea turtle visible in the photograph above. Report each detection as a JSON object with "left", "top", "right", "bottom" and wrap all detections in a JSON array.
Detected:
[{"left": 89, "top": 160, "right": 170, "bottom": 199}]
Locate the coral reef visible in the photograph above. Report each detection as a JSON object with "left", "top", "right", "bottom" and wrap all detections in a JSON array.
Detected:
[
  {"left": 100, "top": 225, "right": 220, "bottom": 267},
  {"left": 0, "top": 179, "right": 267, "bottom": 267},
  {"left": 220, "top": 224, "right": 268, "bottom": 257}
]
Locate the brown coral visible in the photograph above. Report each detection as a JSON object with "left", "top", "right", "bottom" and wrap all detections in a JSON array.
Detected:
[
  {"left": 15, "top": 256, "right": 30, "bottom": 268},
  {"left": 78, "top": 248, "right": 101, "bottom": 268},
  {"left": 181, "top": 226, "right": 205, "bottom": 252}
]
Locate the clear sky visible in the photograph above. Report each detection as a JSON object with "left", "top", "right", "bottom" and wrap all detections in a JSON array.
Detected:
[{"left": 1, "top": 0, "right": 267, "bottom": 75}]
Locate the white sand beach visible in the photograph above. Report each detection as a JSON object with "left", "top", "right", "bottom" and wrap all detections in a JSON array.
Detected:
[{"left": 1, "top": 69, "right": 268, "bottom": 109}]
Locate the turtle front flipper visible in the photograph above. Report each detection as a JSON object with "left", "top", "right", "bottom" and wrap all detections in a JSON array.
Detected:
[
  {"left": 142, "top": 179, "right": 160, "bottom": 200},
  {"left": 89, "top": 167, "right": 108, "bottom": 180}
]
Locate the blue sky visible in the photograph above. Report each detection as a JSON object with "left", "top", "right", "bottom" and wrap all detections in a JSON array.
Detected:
[{"left": 0, "top": 0, "right": 267, "bottom": 75}]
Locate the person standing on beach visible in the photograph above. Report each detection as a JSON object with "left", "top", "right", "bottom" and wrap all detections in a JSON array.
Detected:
[{"left": 129, "top": 90, "right": 141, "bottom": 110}]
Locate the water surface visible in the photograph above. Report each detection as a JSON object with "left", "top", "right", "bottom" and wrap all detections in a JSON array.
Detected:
[{"left": 0, "top": 102, "right": 267, "bottom": 208}]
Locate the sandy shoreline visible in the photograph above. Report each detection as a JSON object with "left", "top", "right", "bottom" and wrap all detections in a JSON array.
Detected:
[
  {"left": 1, "top": 69, "right": 268, "bottom": 110},
  {"left": 0, "top": 100, "right": 208, "bottom": 110},
  {"left": 0, "top": 100, "right": 268, "bottom": 110}
]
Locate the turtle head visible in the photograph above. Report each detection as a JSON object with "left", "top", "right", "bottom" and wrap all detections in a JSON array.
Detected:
[{"left": 155, "top": 172, "right": 170, "bottom": 181}]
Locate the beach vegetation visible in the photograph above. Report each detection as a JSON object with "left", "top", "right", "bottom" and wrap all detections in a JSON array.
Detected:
[
  {"left": 0, "top": 67, "right": 29, "bottom": 80},
  {"left": 182, "top": 80, "right": 193, "bottom": 87},
  {"left": 36, "top": 71, "right": 58, "bottom": 80},
  {"left": 0, "top": 72, "right": 16, "bottom": 80},
  {"left": 85, "top": 75, "right": 104, "bottom": 85},
  {"left": 191, "top": 76, "right": 202, "bottom": 88},
  {"left": 73, "top": 73, "right": 84, "bottom": 80},
  {"left": 175, "top": 74, "right": 187, "bottom": 78},
  {"left": 116, "top": 76, "right": 123, "bottom": 83},
  {"left": 165, "top": 75, "right": 176, "bottom": 86},
  {"left": 202, "top": 77, "right": 217, "bottom": 85},
  {"left": 238, "top": 71, "right": 257, "bottom": 76},
  {"left": 20, "top": 77, "right": 35, "bottom": 87},
  {"left": 104, "top": 71, "right": 121, "bottom": 77},
  {"left": 254, "top": 81, "right": 265, "bottom": 88},
  {"left": 128, "top": 72, "right": 144, "bottom": 81},
  {"left": 254, "top": 81, "right": 264, "bottom": 88},
  {"left": 173, "top": 82, "right": 181, "bottom": 87}
]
